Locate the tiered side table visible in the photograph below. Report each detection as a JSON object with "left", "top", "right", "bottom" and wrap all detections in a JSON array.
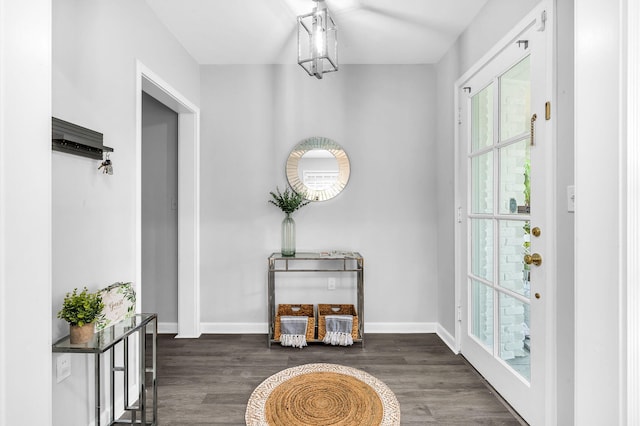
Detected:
[
  {"left": 52, "top": 313, "right": 157, "bottom": 425},
  {"left": 267, "top": 252, "right": 364, "bottom": 348}
]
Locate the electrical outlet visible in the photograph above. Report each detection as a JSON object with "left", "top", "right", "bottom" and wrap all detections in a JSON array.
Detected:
[
  {"left": 56, "top": 353, "right": 71, "bottom": 383},
  {"left": 327, "top": 277, "right": 336, "bottom": 290}
]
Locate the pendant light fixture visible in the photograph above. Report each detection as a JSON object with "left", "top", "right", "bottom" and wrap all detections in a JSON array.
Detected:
[{"left": 297, "top": 0, "right": 338, "bottom": 79}]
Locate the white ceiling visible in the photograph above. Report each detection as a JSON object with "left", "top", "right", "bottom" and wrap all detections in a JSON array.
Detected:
[{"left": 145, "top": 0, "right": 488, "bottom": 65}]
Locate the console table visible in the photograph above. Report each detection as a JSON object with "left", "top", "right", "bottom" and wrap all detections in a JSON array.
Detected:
[
  {"left": 267, "top": 252, "right": 364, "bottom": 347},
  {"left": 52, "top": 313, "right": 157, "bottom": 426}
]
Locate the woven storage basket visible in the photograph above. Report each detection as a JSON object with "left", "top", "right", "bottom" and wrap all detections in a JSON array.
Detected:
[
  {"left": 274, "top": 304, "right": 316, "bottom": 342},
  {"left": 317, "top": 304, "right": 359, "bottom": 341}
]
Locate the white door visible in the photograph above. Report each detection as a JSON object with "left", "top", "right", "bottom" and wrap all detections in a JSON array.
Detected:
[{"left": 456, "top": 3, "right": 554, "bottom": 424}]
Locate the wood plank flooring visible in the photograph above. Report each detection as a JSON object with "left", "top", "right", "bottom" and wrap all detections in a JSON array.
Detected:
[{"left": 152, "top": 333, "right": 527, "bottom": 425}]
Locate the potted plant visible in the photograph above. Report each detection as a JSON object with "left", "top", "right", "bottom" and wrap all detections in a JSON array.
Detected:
[
  {"left": 57, "top": 287, "right": 105, "bottom": 344},
  {"left": 269, "top": 186, "right": 310, "bottom": 256}
]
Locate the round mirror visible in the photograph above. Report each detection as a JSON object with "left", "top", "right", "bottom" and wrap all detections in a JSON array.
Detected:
[{"left": 286, "top": 137, "right": 350, "bottom": 201}]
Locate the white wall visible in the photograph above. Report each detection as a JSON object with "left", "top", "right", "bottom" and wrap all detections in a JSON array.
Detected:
[
  {"left": 199, "top": 64, "right": 438, "bottom": 330},
  {"left": 51, "top": 1, "right": 200, "bottom": 424},
  {"left": 553, "top": 1, "right": 575, "bottom": 425},
  {"left": 435, "top": 0, "right": 577, "bottom": 424},
  {"left": 0, "top": 1, "right": 52, "bottom": 425}
]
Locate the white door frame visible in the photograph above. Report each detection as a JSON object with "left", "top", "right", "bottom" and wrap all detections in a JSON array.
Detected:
[
  {"left": 574, "top": 0, "right": 640, "bottom": 422},
  {"left": 627, "top": 1, "right": 640, "bottom": 422},
  {"left": 135, "top": 61, "right": 201, "bottom": 338},
  {"left": 453, "top": 1, "right": 557, "bottom": 423}
]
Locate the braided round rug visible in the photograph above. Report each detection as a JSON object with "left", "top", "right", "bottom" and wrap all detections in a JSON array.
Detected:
[{"left": 245, "top": 363, "right": 400, "bottom": 426}]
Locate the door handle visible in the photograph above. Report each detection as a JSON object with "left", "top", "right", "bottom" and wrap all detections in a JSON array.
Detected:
[
  {"left": 524, "top": 253, "right": 542, "bottom": 266},
  {"left": 530, "top": 113, "right": 538, "bottom": 145}
]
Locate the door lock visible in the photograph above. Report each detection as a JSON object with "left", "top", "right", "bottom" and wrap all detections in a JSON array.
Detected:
[{"left": 524, "top": 253, "right": 542, "bottom": 266}]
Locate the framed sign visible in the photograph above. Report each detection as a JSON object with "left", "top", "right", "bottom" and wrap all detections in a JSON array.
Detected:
[{"left": 95, "top": 282, "right": 136, "bottom": 331}]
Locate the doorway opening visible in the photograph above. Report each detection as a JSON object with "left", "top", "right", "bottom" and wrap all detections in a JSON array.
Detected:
[
  {"left": 141, "top": 92, "right": 179, "bottom": 329},
  {"left": 136, "top": 62, "right": 201, "bottom": 338}
]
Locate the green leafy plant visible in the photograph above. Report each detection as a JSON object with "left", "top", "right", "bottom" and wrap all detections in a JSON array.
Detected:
[
  {"left": 268, "top": 186, "right": 310, "bottom": 214},
  {"left": 57, "top": 287, "right": 105, "bottom": 326}
]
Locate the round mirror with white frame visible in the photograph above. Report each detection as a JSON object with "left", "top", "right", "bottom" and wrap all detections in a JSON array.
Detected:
[{"left": 286, "top": 136, "right": 350, "bottom": 201}]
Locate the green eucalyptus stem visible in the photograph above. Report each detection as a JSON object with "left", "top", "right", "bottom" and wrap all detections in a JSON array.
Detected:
[{"left": 268, "top": 186, "right": 310, "bottom": 214}]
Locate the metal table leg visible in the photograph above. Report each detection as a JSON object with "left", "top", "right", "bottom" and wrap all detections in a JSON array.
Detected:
[
  {"left": 268, "top": 259, "right": 275, "bottom": 347},
  {"left": 124, "top": 338, "right": 131, "bottom": 421},
  {"left": 152, "top": 317, "right": 157, "bottom": 424},
  {"left": 358, "top": 257, "right": 365, "bottom": 348},
  {"left": 110, "top": 348, "right": 115, "bottom": 424},
  {"left": 95, "top": 353, "right": 101, "bottom": 426},
  {"left": 139, "top": 326, "right": 146, "bottom": 425}
]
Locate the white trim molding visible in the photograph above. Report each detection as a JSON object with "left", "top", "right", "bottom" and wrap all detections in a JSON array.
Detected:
[
  {"left": 197, "top": 322, "right": 449, "bottom": 338},
  {"left": 89, "top": 383, "right": 139, "bottom": 426},
  {"left": 574, "top": 0, "right": 628, "bottom": 423},
  {"left": 364, "top": 322, "right": 437, "bottom": 334},
  {"left": 0, "top": 1, "right": 52, "bottom": 424},
  {"left": 436, "top": 324, "right": 458, "bottom": 354},
  {"left": 626, "top": 0, "right": 640, "bottom": 422},
  {"left": 200, "top": 323, "right": 270, "bottom": 335},
  {"left": 135, "top": 61, "right": 202, "bottom": 339},
  {"left": 170, "top": 322, "right": 459, "bottom": 357},
  {"left": 158, "top": 322, "right": 179, "bottom": 334}
]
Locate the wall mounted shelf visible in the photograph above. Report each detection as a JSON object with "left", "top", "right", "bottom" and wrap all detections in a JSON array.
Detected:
[{"left": 52, "top": 117, "right": 113, "bottom": 160}]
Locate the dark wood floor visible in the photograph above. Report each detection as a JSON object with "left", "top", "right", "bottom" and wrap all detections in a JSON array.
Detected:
[{"left": 151, "top": 333, "right": 526, "bottom": 425}]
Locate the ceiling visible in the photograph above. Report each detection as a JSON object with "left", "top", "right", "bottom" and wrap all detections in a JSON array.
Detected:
[{"left": 145, "top": 0, "right": 488, "bottom": 65}]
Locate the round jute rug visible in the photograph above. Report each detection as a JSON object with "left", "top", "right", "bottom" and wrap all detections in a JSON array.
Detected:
[{"left": 245, "top": 363, "right": 400, "bottom": 426}]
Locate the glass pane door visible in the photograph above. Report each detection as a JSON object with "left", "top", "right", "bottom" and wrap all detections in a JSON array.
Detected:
[
  {"left": 468, "top": 55, "right": 532, "bottom": 382},
  {"left": 458, "top": 5, "right": 552, "bottom": 423}
]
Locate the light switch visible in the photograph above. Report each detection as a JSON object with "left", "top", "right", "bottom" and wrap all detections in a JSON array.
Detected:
[{"left": 567, "top": 185, "right": 575, "bottom": 212}]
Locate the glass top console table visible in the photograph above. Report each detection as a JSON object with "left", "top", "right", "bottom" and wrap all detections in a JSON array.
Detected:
[
  {"left": 52, "top": 313, "right": 157, "bottom": 426},
  {"left": 267, "top": 252, "right": 364, "bottom": 347}
]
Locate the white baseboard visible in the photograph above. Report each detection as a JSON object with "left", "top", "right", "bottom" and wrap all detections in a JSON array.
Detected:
[
  {"left": 158, "top": 322, "right": 178, "bottom": 334},
  {"left": 196, "top": 322, "right": 439, "bottom": 334},
  {"left": 200, "top": 322, "right": 269, "bottom": 334},
  {"left": 436, "top": 324, "right": 459, "bottom": 354},
  {"left": 158, "top": 322, "right": 203, "bottom": 338},
  {"left": 184, "top": 321, "right": 453, "bottom": 336},
  {"left": 90, "top": 382, "right": 139, "bottom": 426},
  {"left": 162, "top": 321, "right": 459, "bottom": 352},
  {"left": 364, "top": 322, "right": 437, "bottom": 333}
]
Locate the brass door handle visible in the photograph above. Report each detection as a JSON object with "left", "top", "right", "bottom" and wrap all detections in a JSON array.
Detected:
[
  {"left": 524, "top": 253, "right": 542, "bottom": 266},
  {"left": 530, "top": 113, "right": 537, "bottom": 146}
]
